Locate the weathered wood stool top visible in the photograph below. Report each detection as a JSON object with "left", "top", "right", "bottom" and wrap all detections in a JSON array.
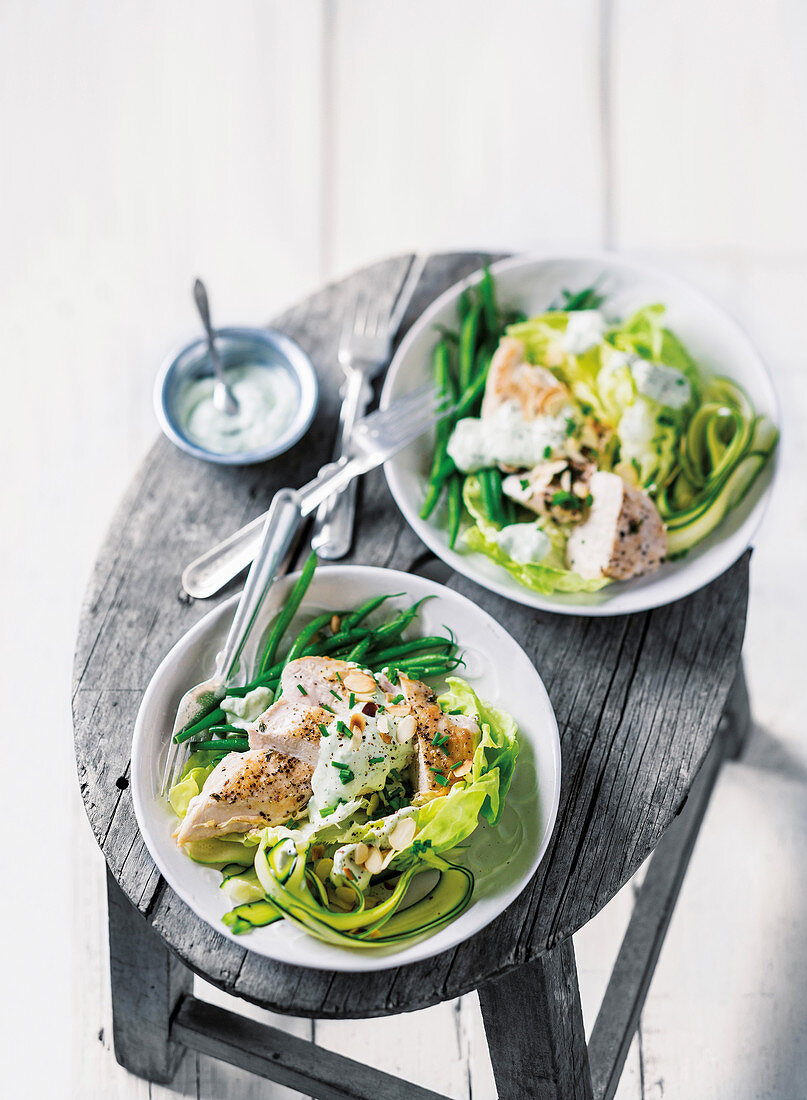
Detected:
[{"left": 73, "top": 254, "right": 748, "bottom": 1092}]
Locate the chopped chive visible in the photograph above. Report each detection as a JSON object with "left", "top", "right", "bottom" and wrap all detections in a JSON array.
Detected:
[
  {"left": 585, "top": 493, "right": 593, "bottom": 506},
  {"left": 565, "top": 417, "right": 576, "bottom": 436},
  {"left": 337, "top": 721, "right": 350, "bottom": 736},
  {"left": 431, "top": 732, "right": 449, "bottom": 748},
  {"left": 429, "top": 766, "right": 444, "bottom": 774},
  {"left": 543, "top": 445, "right": 552, "bottom": 458},
  {"left": 433, "top": 772, "right": 449, "bottom": 787},
  {"left": 349, "top": 692, "right": 355, "bottom": 707},
  {"left": 451, "top": 759, "right": 466, "bottom": 771},
  {"left": 297, "top": 683, "right": 308, "bottom": 695},
  {"left": 321, "top": 704, "right": 335, "bottom": 714},
  {"left": 320, "top": 804, "right": 337, "bottom": 817},
  {"left": 520, "top": 478, "right": 530, "bottom": 491},
  {"left": 319, "top": 723, "right": 330, "bottom": 737},
  {"left": 369, "top": 756, "right": 385, "bottom": 765},
  {"left": 390, "top": 694, "right": 404, "bottom": 704},
  {"left": 339, "top": 769, "right": 355, "bottom": 784},
  {"left": 448, "top": 708, "right": 464, "bottom": 715},
  {"left": 331, "top": 760, "right": 350, "bottom": 771},
  {"left": 334, "top": 672, "right": 343, "bottom": 683},
  {"left": 330, "top": 688, "right": 342, "bottom": 700}
]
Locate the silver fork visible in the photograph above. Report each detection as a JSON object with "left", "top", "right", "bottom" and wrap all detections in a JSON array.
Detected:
[
  {"left": 311, "top": 255, "right": 426, "bottom": 559},
  {"left": 165, "top": 385, "right": 444, "bottom": 790}
]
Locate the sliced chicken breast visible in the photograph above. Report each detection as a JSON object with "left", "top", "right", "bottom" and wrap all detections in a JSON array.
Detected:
[
  {"left": 481, "top": 336, "right": 569, "bottom": 420},
  {"left": 278, "top": 656, "right": 356, "bottom": 713},
  {"left": 566, "top": 470, "right": 666, "bottom": 581},
  {"left": 175, "top": 750, "right": 313, "bottom": 846},
  {"left": 398, "top": 674, "right": 478, "bottom": 797},
  {"left": 248, "top": 699, "right": 329, "bottom": 767}
]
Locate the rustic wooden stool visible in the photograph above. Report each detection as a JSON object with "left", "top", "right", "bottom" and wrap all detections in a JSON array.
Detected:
[{"left": 73, "top": 253, "right": 751, "bottom": 1100}]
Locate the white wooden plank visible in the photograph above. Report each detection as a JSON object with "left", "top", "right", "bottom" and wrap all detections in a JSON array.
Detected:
[
  {"left": 612, "top": 0, "right": 807, "bottom": 251},
  {"left": 313, "top": 999, "right": 476, "bottom": 1099},
  {"left": 639, "top": 762, "right": 807, "bottom": 1099},
  {"left": 329, "top": 0, "right": 604, "bottom": 275}
]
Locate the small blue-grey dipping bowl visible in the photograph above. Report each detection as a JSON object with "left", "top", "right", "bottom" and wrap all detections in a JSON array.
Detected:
[{"left": 154, "top": 327, "right": 319, "bottom": 465}]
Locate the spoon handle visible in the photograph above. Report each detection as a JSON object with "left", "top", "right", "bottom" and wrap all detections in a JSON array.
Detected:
[{"left": 193, "top": 278, "right": 225, "bottom": 377}]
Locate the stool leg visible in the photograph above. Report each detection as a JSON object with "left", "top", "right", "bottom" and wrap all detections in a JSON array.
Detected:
[
  {"left": 479, "top": 938, "right": 593, "bottom": 1100},
  {"left": 106, "top": 869, "right": 191, "bottom": 1082},
  {"left": 722, "top": 662, "right": 752, "bottom": 760}
]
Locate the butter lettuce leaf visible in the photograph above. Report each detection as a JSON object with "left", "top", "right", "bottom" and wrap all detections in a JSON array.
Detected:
[{"left": 462, "top": 476, "right": 609, "bottom": 595}]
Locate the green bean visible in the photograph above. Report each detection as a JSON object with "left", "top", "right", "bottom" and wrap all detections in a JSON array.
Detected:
[
  {"left": 174, "top": 707, "right": 227, "bottom": 744},
  {"left": 459, "top": 304, "right": 481, "bottom": 391},
  {"left": 457, "top": 287, "right": 472, "bottom": 324},
  {"left": 346, "top": 637, "right": 373, "bottom": 663},
  {"left": 315, "top": 627, "right": 372, "bottom": 656},
  {"left": 341, "top": 593, "right": 402, "bottom": 631},
  {"left": 192, "top": 738, "right": 250, "bottom": 753},
  {"left": 478, "top": 468, "right": 504, "bottom": 528},
  {"left": 284, "top": 611, "right": 336, "bottom": 666},
  {"left": 454, "top": 352, "right": 492, "bottom": 419},
  {"left": 420, "top": 340, "right": 459, "bottom": 520},
  {"left": 207, "top": 725, "right": 246, "bottom": 735},
  {"left": 370, "top": 598, "right": 432, "bottom": 644},
  {"left": 478, "top": 266, "right": 498, "bottom": 336},
  {"left": 258, "top": 551, "right": 318, "bottom": 674},
  {"left": 369, "top": 636, "right": 455, "bottom": 664},
  {"left": 447, "top": 474, "right": 463, "bottom": 548}
]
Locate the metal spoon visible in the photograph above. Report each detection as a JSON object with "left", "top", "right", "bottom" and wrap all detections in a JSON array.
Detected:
[{"left": 193, "top": 278, "right": 239, "bottom": 416}]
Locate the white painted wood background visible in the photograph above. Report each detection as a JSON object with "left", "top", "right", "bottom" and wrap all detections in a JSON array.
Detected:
[{"left": 1, "top": 1, "right": 806, "bottom": 1096}]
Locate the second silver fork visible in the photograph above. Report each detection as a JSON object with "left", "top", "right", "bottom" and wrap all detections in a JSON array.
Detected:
[{"left": 311, "top": 255, "right": 426, "bottom": 559}]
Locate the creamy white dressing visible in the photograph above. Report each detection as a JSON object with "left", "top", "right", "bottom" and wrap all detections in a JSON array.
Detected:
[
  {"left": 447, "top": 403, "right": 571, "bottom": 473},
  {"left": 178, "top": 363, "right": 299, "bottom": 454},
  {"left": 221, "top": 686, "right": 274, "bottom": 729},
  {"left": 331, "top": 806, "right": 418, "bottom": 890},
  {"left": 630, "top": 358, "right": 690, "bottom": 409},
  {"left": 310, "top": 690, "right": 415, "bottom": 820},
  {"left": 618, "top": 399, "right": 656, "bottom": 446},
  {"left": 492, "top": 523, "right": 551, "bottom": 565},
  {"left": 560, "top": 310, "right": 607, "bottom": 354}
]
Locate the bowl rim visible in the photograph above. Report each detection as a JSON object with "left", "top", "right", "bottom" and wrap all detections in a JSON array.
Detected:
[
  {"left": 381, "top": 249, "right": 781, "bottom": 616},
  {"left": 154, "top": 325, "right": 319, "bottom": 466}
]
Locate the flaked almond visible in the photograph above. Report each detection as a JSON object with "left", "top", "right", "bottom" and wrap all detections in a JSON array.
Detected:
[
  {"left": 378, "top": 728, "right": 392, "bottom": 745},
  {"left": 386, "top": 703, "right": 411, "bottom": 717},
  {"left": 453, "top": 759, "right": 473, "bottom": 778},
  {"left": 380, "top": 848, "right": 398, "bottom": 869},
  {"left": 354, "top": 842, "right": 370, "bottom": 865},
  {"left": 376, "top": 714, "right": 389, "bottom": 734},
  {"left": 364, "top": 846, "right": 384, "bottom": 874},
  {"left": 349, "top": 712, "right": 366, "bottom": 733},
  {"left": 330, "top": 614, "right": 341, "bottom": 634},
  {"left": 572, "top": 480, "right": 588, "bottom": 497},
  {"left": 343, "top": 670, "right": 376, "bottom": 694},
  {"left": 560, "top": 469, "right": 572, "bottom": 493},
  {"left": 396, "top": 714, "right": 417, "bottom": 744},
  {"left": 389, "top": 817, "right": 417, "bottom": 851},
  {"left": 350, "top": 729, "right": 363, "bottom": 751}
]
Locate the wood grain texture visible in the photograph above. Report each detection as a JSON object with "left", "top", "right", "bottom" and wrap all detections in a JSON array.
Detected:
[
  {"left": 479, "top": 939, "right": 593, "bottom": 1100},
  {"left": 107, "top": 867, "right": 191, "bottom": 1083},
  {"left": 73, "top": 252, "right": 749, "bottom": 1019}
]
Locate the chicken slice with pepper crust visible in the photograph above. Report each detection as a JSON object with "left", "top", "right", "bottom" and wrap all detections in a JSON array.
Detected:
[
  {"left": 398, "top": 673, "right": 479, "bottom": 796},
  {"left": 566, "top": 470, "right": 666, "bottom": 581},
  {"left": 175, "top": 750, "right": 312, "bottom": 845},
  {"left": 248, "top": 700, "right": 330, "bottom": 767}
]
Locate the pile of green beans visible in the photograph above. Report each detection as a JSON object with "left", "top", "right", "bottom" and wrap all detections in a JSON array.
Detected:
[
  {"left": 175, "top": 555, "right": 464, "bottom": 760},
  {"left": 420, "top": 266, "right": 524, "bottom": 542}
]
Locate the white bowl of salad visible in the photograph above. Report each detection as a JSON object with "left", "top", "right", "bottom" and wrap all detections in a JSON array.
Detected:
[
  {"left": 132, "top": 563, "right": 561, "bottom": 971},
  {"left": 381, "top": 253, "right": 780, "bottom": 615}
]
